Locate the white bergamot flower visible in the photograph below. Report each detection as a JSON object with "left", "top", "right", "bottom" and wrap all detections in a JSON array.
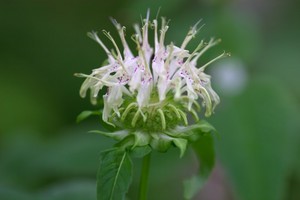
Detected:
[{"left": 76, "top": 12, "right": 229, "bottom": 146}]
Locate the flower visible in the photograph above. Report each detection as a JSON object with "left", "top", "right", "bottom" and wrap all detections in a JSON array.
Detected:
[{"left": 76, "top": 11, "right": 228, "bottom": 149}]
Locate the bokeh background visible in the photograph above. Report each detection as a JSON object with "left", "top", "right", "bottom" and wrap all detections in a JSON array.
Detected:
[{"left": 1, "top": 0, "right": 300, "bottom": 200}]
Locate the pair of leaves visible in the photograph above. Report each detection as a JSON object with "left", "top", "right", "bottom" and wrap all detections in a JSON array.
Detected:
[{"left": 95, "top": 120, "right": 216, "bottom": 200}]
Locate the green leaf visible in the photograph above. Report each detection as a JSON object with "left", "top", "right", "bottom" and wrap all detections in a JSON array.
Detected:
[
  {"left": 90, "top": 130, "right": 129, "bottom": 141},
  {"left": 97, "top": 149, "right": 133, "bottom": 200},
  {"left": 0, "top": 187, "right": 32, "bottom": 200},
  {"left": 76, "top": 110, "right": 100, "bottom": 123},
  {"left": 150, "top": 133, "right": 188, "bottom": 157},
  {"left": 150, "top": 133, "right": 173, "bottom": 152},
  {"left": 166, "top": 120, "right": 216, "bottom": 141},
  {"left": 213, "top": 80, "right": 300, "bottom": 200},
  {"left": 172, "top": 138, "right": 188, "bottom": 158},
  {"left": 183, "top": 134, "right": 215, "bottom": 200},
  {"left": 115, "top": 135, "right": 135, "bottom": 150},
  {"left": 130, "top": 145, "right": 152, "bottom": 158},
  {"left": 132, "top": 131, "right": 151, "bottom": 148}
]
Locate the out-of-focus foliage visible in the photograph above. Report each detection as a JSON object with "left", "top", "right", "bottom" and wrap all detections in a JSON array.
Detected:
[
  {"left": 0, "top": 0, "right": 299, "bottom": 200},
  {"left": 212, "top": 79, "right": 300, "bottom": 200}
]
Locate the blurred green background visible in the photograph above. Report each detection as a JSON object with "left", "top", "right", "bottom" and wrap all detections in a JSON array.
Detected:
[{"left": 1, "top": 0, "right": 300, "bottom": 200}]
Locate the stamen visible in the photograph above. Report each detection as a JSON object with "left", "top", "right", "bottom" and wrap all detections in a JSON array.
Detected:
[
  {"left": 164, "top": 43, "right": 174, "bottom": 70},
  {"left": 199, "top": 51, "right": 229, "bottom": 71},
  {"left": 133, "top": 24, "right": 142, "bottom": 43},
  {"left": 155, "top": 7, "right": 161, "bottom": 21},
  {"left": 87, "top": 31, "right": 113, "bottom": 59},
  {"left": 153, "top": 19, "right": 159, "bottom": 53},
  {"left": 181, "top": 20, "right": 204, "bottom": 49},
  {"left": 102, "top": 30, "right": 128, "bottom": 73},
  {"left": 191, "top": 38, "right": 221, "bottom": 65},
  {"left": 181, "top": 40, "right": 205, "bottom": 68},
  {"left": 134, "top": 34, "right": 151, "bottom": 74},
  {"left": 159, "top": 17, "right": 169, "bottom": 47},
  {"left": 102, "top": 30, "right": 123, "bottom": 60},
  {"left": 142, "top": 13, "right": 150, "bottom": 50},
  {"left": 111, "top": 18, "right": 133, "bottom": 58},
  {"left": 74, "top": 73, "right": 116, "bottom": 86}
]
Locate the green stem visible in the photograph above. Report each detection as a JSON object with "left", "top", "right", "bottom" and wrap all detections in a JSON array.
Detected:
[{"left": 138, "top": 153, "right": 151, "bottom": 200}]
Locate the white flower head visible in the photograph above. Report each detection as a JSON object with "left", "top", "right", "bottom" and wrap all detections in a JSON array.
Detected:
[{"left": 76, "top": 11, "right": 229, "bottom": 132}]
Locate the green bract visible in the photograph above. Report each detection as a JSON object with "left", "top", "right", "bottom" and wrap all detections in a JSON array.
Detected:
[
  {"left": 112, "top": 91, "right": 199, "bottom": 131},
  {"left": 84, "top": 104, "right": 216, "bottom": 157}
]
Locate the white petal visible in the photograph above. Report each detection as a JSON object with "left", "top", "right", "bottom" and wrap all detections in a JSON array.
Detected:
[
  {"left": 137, "top": 81, "right": 152, "bottom": 107},
  {"left": 129, "top": 68, "right": 142, "bottom": 92},
  {"left": 102, "top": 94, "right": 112, "bottom": 122}
]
